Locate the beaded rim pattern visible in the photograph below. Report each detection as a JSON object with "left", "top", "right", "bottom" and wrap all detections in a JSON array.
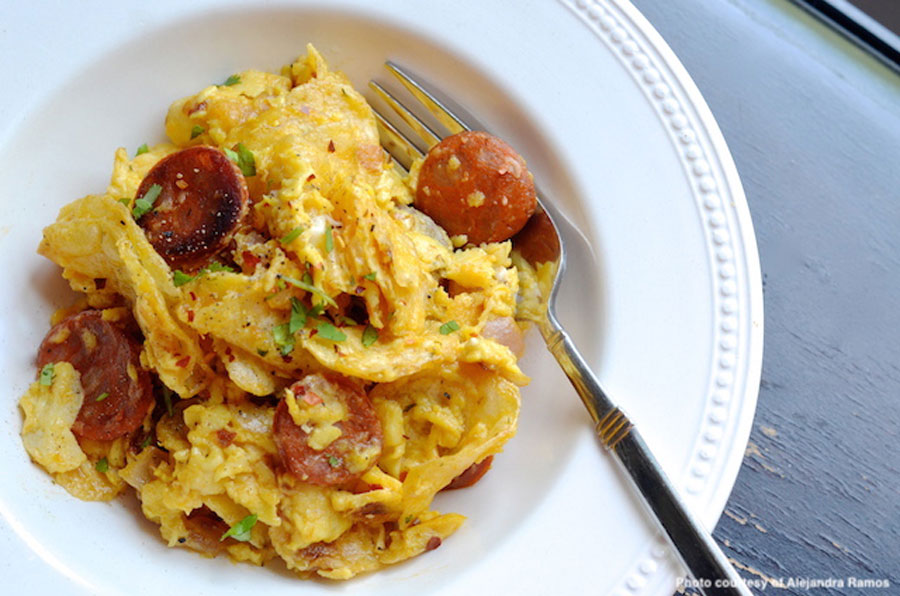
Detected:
[{"left": 562, "top": 0, "right": 763, "bottom": 594}]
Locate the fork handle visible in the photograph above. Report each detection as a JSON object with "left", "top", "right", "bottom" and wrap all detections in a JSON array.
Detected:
[{"left": 542, "top": 321, "right": 752, "bottom": 596}]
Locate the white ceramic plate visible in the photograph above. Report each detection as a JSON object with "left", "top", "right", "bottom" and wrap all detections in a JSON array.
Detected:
[{"left": 0, "top": 1, "right": 762, "bottom": 594}]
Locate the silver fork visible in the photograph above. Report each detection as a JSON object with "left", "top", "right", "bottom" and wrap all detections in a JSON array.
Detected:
[{"left": 370, "top": 62, "right": 751, "bottom": 596}]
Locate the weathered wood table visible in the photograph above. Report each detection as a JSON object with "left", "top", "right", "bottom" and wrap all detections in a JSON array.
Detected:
[{"left": 630, "top": 0, "right": 900, "bottom": 593}]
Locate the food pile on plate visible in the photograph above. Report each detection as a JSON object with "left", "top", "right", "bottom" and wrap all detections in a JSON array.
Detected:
[{"left": 19, "top": 45, "right": 553, "bottom": 579}]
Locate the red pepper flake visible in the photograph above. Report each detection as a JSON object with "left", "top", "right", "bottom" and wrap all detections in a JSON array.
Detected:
[
  {"left": 425, "top": 536, "right": 442, "bottom": 551},
  {"left": 309, "top": 329, "right": 318, "bottom": 337},
  {"left": 187, "top": 101, "right": 207, "bottom": 115},
  {"left": 189, "top": 291, "right": 197, "bottom": 301},
  {"left": 281, "top": 354, "right": 293, "bottom": 363},
  {"left": 306, "top": 173, "right": 316, "bottom": 182},
  {"left": 327, "top": 140, "right": 335, "bottom": 153},
  {"left": 187, "top": 309, "right": 195, "bottom": 322},
  {"left": 216, "top": 429, "right": 236, "bottom": 447},
  {"left": 399, "top": 470, "right": 408, "bottom": 482},
  {"left": 302, "top": 391, "right": 323, "bottom": 406},
  {"left": 175, "top": 356, "right": 191, "bottom": 368},
  {"left": 241, "top": 250, "right": 261, "bottom": 274}
]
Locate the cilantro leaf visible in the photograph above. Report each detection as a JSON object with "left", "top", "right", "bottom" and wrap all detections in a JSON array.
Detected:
[
  {"left": 327, "top": 455, "right": 342, "bottom": 468},
  {"left": 280, "top": 226, "right": 304, "bottom": 244},
  {"left": 173, "top": 270, "right": 196, "bottom": 287},
  {"left": 363, "top": 271, "right": 377, "bottom": 281},
  {"left": 190, "top": 125, "right": 205, "bottom": 140},
  {"left": 172, "top": 263, "right": 235, "bottom": 287},
  {"left": 161, "top": 386, "right": 175, "bottom": 417},
  {"left": 272, "top": 323, "right": 295, "bottom": 356},
  {"left": 222, "top": 74, "right": 241, "bottom": 87},
  {"left": 225, "top": 143, "right": 256, "bottom": 177},
  {"left": 135, "top": 143, "right": 149, "bottom": 156},
  {"left": 324, "top": 224, "right": 334, "bottom": 253},
  {"left": 203, "top": 262, "right": 235, "bottom": 274},
  {"left": 221, "top": 514, "right": 257, "bottom": 542},
  {"left": 362, "top": 324, "right": 378, "bottom": 347},
  {"left": 289, "top": 298, "right": 306, "bottom": 334},
  {"left": 281, "top": 275, "right": 338, "bottom": 308},
  {"left": 39, "top": 363, "right": 54, "bottom": 386},
  {"left": 95, "top": 392, "right": 109, "bottom": 402},
  {"left": 132, "top": 183, "right": 162, "bottom": 219},
  {"left": 316, "top": 321, "right": 346, "bottom": 342},
  {"left": 95, "top": 458, "right": 109, "bottom": 473},
  {"left": 118, "top": 197, "right": 131, "bottom": 207},
  {"left": 439, "top": 320, "right": 460, "bottom": 335}
]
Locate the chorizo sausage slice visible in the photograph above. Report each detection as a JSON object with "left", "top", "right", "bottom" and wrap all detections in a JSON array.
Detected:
[
  {"left": 443, "top": 455, "right": 494, "bottom": 490},
  {"left": 512, "top": 209, "right": 561, "bottom": 264},
  {"left": 273, "top": 374, "right": 382, "bottom": 486},
  {"left": 415, "top": 131, "right": 537, "bottom": 245},
  {"left": 135, "top": 146, "right": 249, "bottom": 270},
  {"left": 37, "top": 310, "right": 153, "bottom": 441}
]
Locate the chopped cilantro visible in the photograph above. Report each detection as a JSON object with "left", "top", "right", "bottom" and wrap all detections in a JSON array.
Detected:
[
  {"left": 439, "top": 320, "right": 460, "bottom": 335},
  {"left": 95, "top": 392, "right": 109, "bottom": 402},
  {"left": 190, "top": 125, "right": 205, "bottom": 140},
  {"left": 221, "top": 514, "right": 257, "bottom": 542},
  {"left": 272, "top": 323, "right": 295, "bottom": 356},
  {"left": 327, "top": 455, "right": 342, "bottom": 468},
  {"left": 203, "top": 262, "right": 235, "bottom": 274},
  {"left": 225, "top": 143, "right": 256, "bottom": 177},
  {"left": 172, "top": 263, "right": 235, "bottom": 287},
  {"left": 308, "top": 303, "right": 325, "bottom": 317},
  {"left": 222, "top": 74, "right": 241, "bottom": 87},
  {"left": 173, "top": 270, "right": 196, "bottom": 287},
  {"left": 132, "top": 183, "right": 162, "bottom": 219},
  {"left": 161, "top": 386, "right": 175, "bottom": 417},
  {"left": 302, "top": 271, "right": 313, "bottom": 286},
  {"left": 140, "top": 435, "right": 153, "bottom": 449},
  {"left": 280, "top": 226, "right": 304, "bottom": 244},
  {"left": 363, "top": 271, "right": 377, "bottom": 281},
  {"left": 135, "top": 143, "right": 149, "bottom": 156},
  {"left": 256, "top": 349, "right": 269, "bottom": 357},
  {"left": 316, "top": 322, "right": 346, "bottom": 342},
  {"left": 281, "top": 275, "right": 338, "bottom": 308},
  {"left": 362, "top": 324, "right": 378, "bottom": 347},
  {"left": 95, "top": 458, "right": 109, "bottom": 473},
  {"left": 118, "top": 197, "right": 131, "bottom": 207},
  {"left": 324, "top": 224, "right": 334, "bottom": 253},
  {"left": 39, "top": 363, "right": 54, "bottom": 386},
  {"left": 289, "top": 298, "right": 306, "bottom": 334}
]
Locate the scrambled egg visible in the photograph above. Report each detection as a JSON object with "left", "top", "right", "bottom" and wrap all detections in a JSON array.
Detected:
[{"left": 19, "top": 46, "right": 529, "bottom": 579}]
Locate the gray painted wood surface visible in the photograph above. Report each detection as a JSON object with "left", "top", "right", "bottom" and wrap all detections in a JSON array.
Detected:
[{"left": 629, "top": 0, "right": 900, "bottom": 593}]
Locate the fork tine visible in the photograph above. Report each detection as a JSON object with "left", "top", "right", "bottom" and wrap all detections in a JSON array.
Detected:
[
  {"left": 385, "top": 61, "right": 470, "bottom": 135},
  {"left": 373, "top": 110, "right": 422, "bottom": 171},
  {"left": 369, "top": 81, "right": 442, "bottom": 150}
]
